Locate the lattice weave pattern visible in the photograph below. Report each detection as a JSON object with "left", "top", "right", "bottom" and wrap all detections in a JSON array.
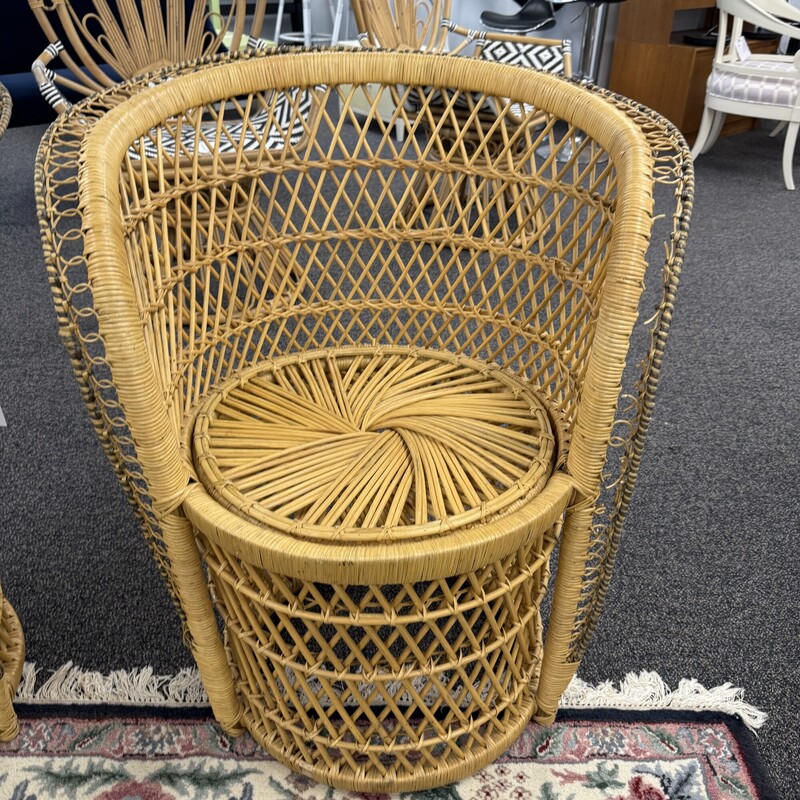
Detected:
[
  {"left": 200, "top": 525, "right": 558, "bottom": 779},
  {"left": 34, "top": 49, "right": 692, "bottom": 791}
]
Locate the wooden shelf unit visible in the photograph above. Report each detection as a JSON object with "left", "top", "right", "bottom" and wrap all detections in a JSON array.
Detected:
[{"left": 608, "top": 0, "right": 777, "bottom": 141}]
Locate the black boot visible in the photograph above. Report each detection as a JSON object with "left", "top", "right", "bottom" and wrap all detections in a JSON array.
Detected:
[{"left": 480, "top": 0, "right": 557, "bottom": 32}]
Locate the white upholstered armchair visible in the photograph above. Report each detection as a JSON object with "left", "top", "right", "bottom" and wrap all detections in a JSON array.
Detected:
[{"left": 692, "top": 0, "right": 800, "bottom": 189}]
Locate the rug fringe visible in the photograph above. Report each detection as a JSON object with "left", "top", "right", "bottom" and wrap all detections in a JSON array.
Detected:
[
  {"left": 16, "top": 663, "right": 767, "bottom": 731},
  {"left": 561, "top": 670, "right": 768, "bottom": 732},
  {"left": 16, "top": 662, "right": 208, "bottom": 707}
]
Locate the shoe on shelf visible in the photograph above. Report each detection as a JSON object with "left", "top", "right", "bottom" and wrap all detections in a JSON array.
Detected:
[{"left": 480, "top": 0, "right": 557, "bottom": 32}]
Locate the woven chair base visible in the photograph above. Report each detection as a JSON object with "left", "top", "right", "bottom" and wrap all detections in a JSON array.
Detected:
[
  {"left": 239, "top": 684, "right": 539, "bottom": 792},
  {"left": 0, "top": 593, "right": 25, "bottom": 741},
  {"left": 195, "top": 526, "right": 558, "bottom": 791},
  {"left": 188, "top": 345, "right": 564, "bottom": 789}
]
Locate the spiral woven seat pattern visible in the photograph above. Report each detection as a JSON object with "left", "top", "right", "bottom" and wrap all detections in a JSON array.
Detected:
[{"left": 193, "top": 347, "right": 557, "bottom": 542}]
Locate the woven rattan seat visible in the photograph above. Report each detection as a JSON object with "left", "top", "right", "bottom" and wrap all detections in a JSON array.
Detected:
[
  {"left": 192, "top": 347, "right": 558, "bottom": 540},
  {"left": 36, "top": 48, "right": 693, "bottom": 791}
]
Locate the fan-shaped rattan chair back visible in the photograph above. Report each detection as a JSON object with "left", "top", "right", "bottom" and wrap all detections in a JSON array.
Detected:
[
  {"left": 28, "top": 0, "right": 263, "bottom": 112},
  {"left": 36, "top": 48, "right": 693, "bottom": 792},
  {"left": 352, "top": 0, "right": 451, "bottom": 50}
]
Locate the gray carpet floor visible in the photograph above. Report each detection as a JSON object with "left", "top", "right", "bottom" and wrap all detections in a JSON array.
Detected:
[{"left": 0, "top": 120, "right": 797, "bottom": 798}]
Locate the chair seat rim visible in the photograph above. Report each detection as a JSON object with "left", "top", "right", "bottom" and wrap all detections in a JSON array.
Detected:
[
  {"left": 191, "top": 344, "right": 559, "bottom": 543},
  {"left": 184, "top": 469, "right": 574, "bottom": 585}
]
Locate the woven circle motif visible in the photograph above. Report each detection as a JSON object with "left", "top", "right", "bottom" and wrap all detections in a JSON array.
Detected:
[{"left": 193, "top": 347, "right": 556, "bottom": 542}]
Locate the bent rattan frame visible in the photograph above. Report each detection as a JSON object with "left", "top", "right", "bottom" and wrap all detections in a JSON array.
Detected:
[{"left": 35, "top": 48, "right": 693, "bottom": 791}]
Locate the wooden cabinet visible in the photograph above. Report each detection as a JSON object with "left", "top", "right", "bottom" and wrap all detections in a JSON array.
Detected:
[{"left": 608, "top": 0, "right": 778, "bottom": 141}]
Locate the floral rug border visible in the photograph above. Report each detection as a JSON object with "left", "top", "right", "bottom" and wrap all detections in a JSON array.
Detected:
[{"left": 0, "top": 707, "right": 779, "bottom": 800}]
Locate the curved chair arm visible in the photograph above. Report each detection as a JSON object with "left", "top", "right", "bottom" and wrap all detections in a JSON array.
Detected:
[
  {"left": 31, "top": 42, "right": 75, "bottom": 114},
  {"left": 754, "top": 0, "right": 800, "bottom": 23}
]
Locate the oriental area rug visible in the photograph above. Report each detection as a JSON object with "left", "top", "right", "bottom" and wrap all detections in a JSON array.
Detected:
[{"left": 0, "top": 670, "right": 777, "bottom": 800}]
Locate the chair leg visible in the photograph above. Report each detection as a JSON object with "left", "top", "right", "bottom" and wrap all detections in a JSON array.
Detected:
[
  {"left": 770, "top": 120, "right": 787, "bottom": 138},
  {"left": 703, "top": 110, "right": 726, "bottom": 154},
  {"left": 782, "top": 121, "right": 798, "bottom": 190},
  {"left": 329, "top": 0, "right": 345, "bottom": 44},
  {"left": 533, "top": 497, "right": 594, "bottom": 724},
  {"left": 691, "top": 106, "right": 716, "bottom": 158},
  {"left": 302, "top": 0, "right": 312, "bottom": 46},
  {"left": 162, "top": 514, "right": 245, "bottom": 735}
]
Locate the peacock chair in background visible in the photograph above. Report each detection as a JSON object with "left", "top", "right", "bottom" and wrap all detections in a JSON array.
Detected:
[
  {"left": 28, "top": 0, "right": 314, "bottom": 314},
  {"left": 28, "top": 0, "right": 268, "bottom": 114},
  {"left": 35, "top": 47, "right": 693, "bottom": 791}
]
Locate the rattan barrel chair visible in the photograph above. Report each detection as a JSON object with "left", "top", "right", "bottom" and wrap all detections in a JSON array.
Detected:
[
  {"left": 0, "top": 81, "right": 25, "bottom": 742},
  {"left": 36, "top": 48, "right": 693, "bottom": 791}
]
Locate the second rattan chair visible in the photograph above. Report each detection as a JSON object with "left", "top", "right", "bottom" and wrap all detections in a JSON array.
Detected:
[
  {"left": 28, "top": 0, "right": 270, "bottom": 114},
  {"left": 36, "top": 48, "right": 692, "bottom": 791}
]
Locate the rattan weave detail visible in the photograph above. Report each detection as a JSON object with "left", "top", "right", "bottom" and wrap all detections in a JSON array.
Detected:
[
  {"left": 0, "top": 82, "right": 10, "bottom": 140},
  {"left": 34, "top": 47, "right": 693, "bottom": 790},
  {"left": 193, "top": 347, "right": 557, "bottom": 540}
]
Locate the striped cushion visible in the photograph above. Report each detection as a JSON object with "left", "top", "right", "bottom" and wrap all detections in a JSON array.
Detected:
[
  {"left": 130, "top": 88, "right": 313, "bottom": 160},
  {"left": 479, "top": 40, "right": 566, "bottom": 75},
  {"left": 708, "top": 59, "right": 800, "bottom": 108}
]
